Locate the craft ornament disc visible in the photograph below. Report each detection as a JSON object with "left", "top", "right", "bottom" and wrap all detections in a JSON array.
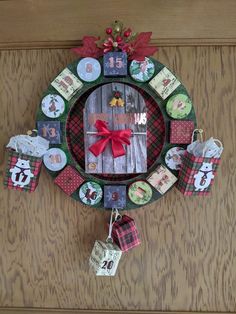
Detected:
[
  {"left": 43, "top": 148, "right": 67, "bottom": 171},
  {"left": 41, "top": 94, "right": 65, "bottom": 118},
  {"left": 79, "top": 181, "right": 103, "bottom": 205},
  {"left": 165, "top": 146, "right": 185, "bottom": 170},
  {"left": 166, "top": 94, "right": 192, "bottom": 119},
  {"left": 128, "top": 181, "right": 153, "bottom": 205},
  {"left": 77, "top": 57, "right": 101, "bottom": 82},
  {"left": 129, "top": 57, "right": 155, "bottom": 82}
]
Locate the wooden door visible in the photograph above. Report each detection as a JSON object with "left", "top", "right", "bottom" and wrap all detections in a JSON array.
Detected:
[{"left": 0, "top": 1, "right": 236, "bottom": 313}]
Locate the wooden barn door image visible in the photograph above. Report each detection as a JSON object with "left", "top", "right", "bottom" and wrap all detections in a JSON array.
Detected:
[{"left": 84, "top": 83, "right": 147, "bottom": 174}]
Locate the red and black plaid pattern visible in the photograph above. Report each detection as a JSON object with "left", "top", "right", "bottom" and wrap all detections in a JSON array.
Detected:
[
  {"left": 111, "top": 215, "right": 141, "bottom": 252},
  {"left": 66, "top": 85, "right": 165, "bottom": 181},
  {"left": 3, "top": 149, "right": 42, "bottom": 192},
  {"left": 176, "top": 151, "right": 221, "bottom": 196}
]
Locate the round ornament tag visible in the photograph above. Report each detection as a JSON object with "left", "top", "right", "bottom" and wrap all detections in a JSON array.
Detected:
[
  {"left": 79, "top": 181, "right": 103, "bottom": 205},
  {"left": 129, "top": 57, "right": 155, "bottom": 82},
  {"left": 166, "top": 94, "right": 192, "bottom": 119},
  {"left": 41, "top": 94, "right": 65, "bottom": 118},
  {"left": 165, "top": 146, "right": 185, "bottom": 170},
  {"left": 128, "top": 181, "right": 153, "bottom": 205},
  {"left": 77, "top": 57, "right": 101, "bottom": 82},
  {"left": 43, "top": 148, "right": 67, "bottom": 171}
]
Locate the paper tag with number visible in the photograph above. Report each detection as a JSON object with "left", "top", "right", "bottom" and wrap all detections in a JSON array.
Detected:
[{"left": 89, "top": 240, "right": 122, "bottom": 276}]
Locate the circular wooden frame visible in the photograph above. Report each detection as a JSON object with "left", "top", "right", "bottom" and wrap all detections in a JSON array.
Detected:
[{"left": 36, "top": 57, "right": 197, "bottom": 210}]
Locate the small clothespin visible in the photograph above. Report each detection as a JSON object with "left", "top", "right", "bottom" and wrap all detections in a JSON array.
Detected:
[{"left": 27, "top": 129, "right": 38, "bottom": 137}]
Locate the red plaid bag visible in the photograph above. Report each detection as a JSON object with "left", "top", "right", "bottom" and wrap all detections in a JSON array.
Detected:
[
  {"left": 176, "top": 151, "right": 221, "bottom": 196},
  {"left": 3, "top": 149, "right": 42, "bottom": 192},
  {"left": 110, "top": 215, "right": 141, "bottom": 252}
]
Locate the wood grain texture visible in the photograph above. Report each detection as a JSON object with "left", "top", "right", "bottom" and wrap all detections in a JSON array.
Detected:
[
  {"left": 1, "top": 0, "right": 236, "bottom": 49},
  {"left": 0, "top": 311, "right": 233, "bottom": 314},
  {"left": 0, "top": 47, "right": 236, "bottom": 312}
]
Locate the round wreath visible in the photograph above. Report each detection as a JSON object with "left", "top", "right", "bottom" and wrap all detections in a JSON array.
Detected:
[{"left": 36, "top": 21, "right": 197, "bottom": 210}]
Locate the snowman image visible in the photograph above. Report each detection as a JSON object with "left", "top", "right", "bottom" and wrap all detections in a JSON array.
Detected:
[
  {"left": 194, "top": 162, "right": 214, "bottom": 191},
  {"left": 10, "top": 158, "right": 34, "bottom": 188}
]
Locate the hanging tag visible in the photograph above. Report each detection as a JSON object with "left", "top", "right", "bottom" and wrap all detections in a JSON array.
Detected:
[
  {"left": 89, "top": 240, "right": 122, "bottom": 276},
  {"left": 89, "top": 208, "right": 122, "bottom": 276},
  {"left": 108, "top": 213, "right": 141, "bottom": 252}
]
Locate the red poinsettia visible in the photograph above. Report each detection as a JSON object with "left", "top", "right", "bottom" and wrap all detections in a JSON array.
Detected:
[
  {"left": 126, "top": 32, "right": 158, "bottom": 61},
  {"left": 72, "top": 36, "right": 103, "bottom": 58}
]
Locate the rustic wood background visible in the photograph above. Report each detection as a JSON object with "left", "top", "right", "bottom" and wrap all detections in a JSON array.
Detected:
[
  {"left": 0, "top": 0, "right": 236, "bottom": 313},
  {"left": 84, "top": 83, "right": 147, "bottom": 174},
  {"left": 0, "top": 47, "right": 235, "bottom": 312}
]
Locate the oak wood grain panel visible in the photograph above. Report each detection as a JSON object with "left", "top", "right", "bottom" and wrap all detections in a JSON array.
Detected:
[
  {"left": 0, "top": 310, "right": 233, "bottom": 314},
  {"left": 0, "top": 47, "right": 236, "bottom": 312},
  {"left": 0, "top": 0, "right": 236, "bottom": 49}
]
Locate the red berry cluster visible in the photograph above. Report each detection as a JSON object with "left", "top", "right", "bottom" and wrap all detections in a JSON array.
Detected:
[{"left": 106, "top": 27, "right": 132, "bottom": 38}]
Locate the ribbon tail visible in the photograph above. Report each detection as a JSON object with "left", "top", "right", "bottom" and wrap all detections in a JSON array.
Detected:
[
  {"left": 89, "top": 138, "right": 110, "bottom": 157},
  {"left": 111, "top": 140, "right": 126, "bottom": 158}
]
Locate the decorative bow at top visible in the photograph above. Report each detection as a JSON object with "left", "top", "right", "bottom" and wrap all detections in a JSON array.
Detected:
[{"left": 89, "top": 120, "right": 131, "bottom": 158}]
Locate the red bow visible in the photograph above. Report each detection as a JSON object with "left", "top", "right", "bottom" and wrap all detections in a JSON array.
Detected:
[{"left": 89, "top": 120, "right": 131, "bottom": 158}]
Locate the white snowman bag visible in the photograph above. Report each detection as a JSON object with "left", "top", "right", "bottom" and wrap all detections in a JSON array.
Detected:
[{"left": 177, "top": 129, "right": 223, "bottom": 196}]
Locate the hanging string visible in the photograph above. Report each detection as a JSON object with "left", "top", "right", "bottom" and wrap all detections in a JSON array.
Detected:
[{"left": 106, "top": 208, "right": 121, "bottom": 243}]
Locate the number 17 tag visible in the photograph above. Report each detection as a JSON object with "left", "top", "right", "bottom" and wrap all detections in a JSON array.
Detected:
[{"left": 89, "top": 240, "right": 122, "bottom": 276}]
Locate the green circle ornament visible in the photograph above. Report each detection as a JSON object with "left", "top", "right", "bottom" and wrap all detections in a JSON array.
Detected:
[{"left": 166, "top": 94, "right": 192, "bottom": 119}]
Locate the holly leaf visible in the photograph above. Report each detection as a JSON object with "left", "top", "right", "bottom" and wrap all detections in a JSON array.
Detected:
[
  {"left": 71, "top": 36, "right": 103, "bottom": 58},
  {"left": 129, "top": 32, "right": 158, "bottom": 61}
]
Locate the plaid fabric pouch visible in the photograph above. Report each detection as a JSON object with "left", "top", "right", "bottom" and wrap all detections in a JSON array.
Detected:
[
  {"left": 176, "top": 151, "right": 221, "bottom": 196},
  {"left": 111, "top": 215, "right": 141, "bottom": 252},
  {"left": 3, "top": 149, "right": 42, "bottom": 192}
]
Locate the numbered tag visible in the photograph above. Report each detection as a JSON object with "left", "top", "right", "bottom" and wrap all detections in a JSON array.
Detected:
[
  {"left": 103, "top": 52, "right": 127, "bottom": 77},
  {"left": 37, "top": 121, "right": 61, "bottom": 144},
  {"left": 89, "top": 240, "right": 122, "bottom": 276},
  {"left": 149, "top": 67, "right": 181, "bottom": 100},
  {"left": 51, "top": 68, "right": 83, "bottom": 101}
]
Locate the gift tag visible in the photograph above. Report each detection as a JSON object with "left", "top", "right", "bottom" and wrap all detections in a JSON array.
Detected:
[
  {"left": 103, "top": 52, "right": 127, "bottom": 76},
  {"left": 104, "top": 185, "right": 126, "bottom": 209},
  {"left": 166, "top": 94, "right": 192, "bottom": 119},
  {"left": 77, "top": 57, "right": 101, "bottom": 82},
  {"left": 165, "top": 147, "right": 185, "bottom": 170},
  {"left": 51, "top": 68, "right": 83, "bottom": 101},
  {"left": 170, "top": 120, "right": 195, "bottom": 144},
  {"left": 128, "top": 180, "right": 153, "bottom": 205},
  {"left": 110, "top": 214, "right": 141, "bottom": 252},
  {"left": 79, "top": 181, "right": 103, "bottom": 205},
  {"left": 41, "top": 94, "right": 65, "bottom": 118},
  {"left": 89, "top": 240, "right": 122, "bottom": 276},
  {"left": 129, "top": 57, "right": 155, "bottom": 82},
  {"left": 149, "top": 67, "right": 181, "bottom": 100},
  {"left": 37, "top": 121, "right": 61, "bottom": 144},
  {"left": 54, "top": 165, "right": 84, "bottom": 195},
  {"left": 43, "top": 148, "right": 67, "bottom": 171},
  {"left": 147, "top": 165, "right": 178, "bottom": 195}
]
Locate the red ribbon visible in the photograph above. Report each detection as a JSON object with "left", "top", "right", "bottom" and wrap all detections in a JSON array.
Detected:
[{"left": 89, "top": 120, "right": 131, "bottom": 158}]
